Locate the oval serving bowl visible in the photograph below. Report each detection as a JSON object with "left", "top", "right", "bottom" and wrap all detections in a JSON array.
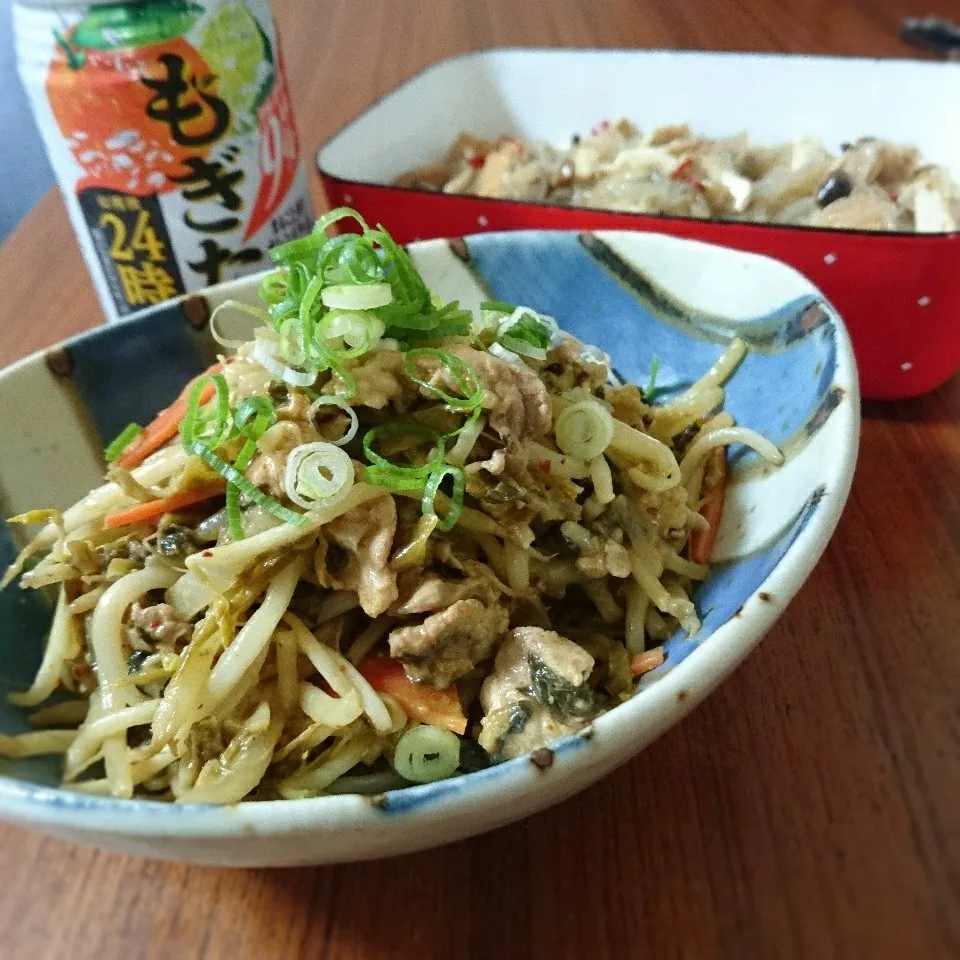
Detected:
[{"left": 0, "top": 229, "right": 858, "bottom": 866}]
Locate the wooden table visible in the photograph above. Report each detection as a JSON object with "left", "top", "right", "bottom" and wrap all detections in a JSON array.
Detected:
[{"left": 1, "top": 0, "right": 958, "bottom": 957}]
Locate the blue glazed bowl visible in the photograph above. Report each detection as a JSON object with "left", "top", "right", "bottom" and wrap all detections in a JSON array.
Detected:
[{"left": 0, "top": 230, "right": 859, "bottom": 865}]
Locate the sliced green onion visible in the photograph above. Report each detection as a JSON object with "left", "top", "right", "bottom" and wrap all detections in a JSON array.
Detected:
[
  {"left": 366, "top": 228, "right": 438, "bottom": 329},
  {"left": 317, "top": 234, "right": 382, "bottom": 286},
  {"left": 644, "top": 355, "right": 661, "bottom": 402},
  {"left": 262, "top": 209, "right": 498, "bottom": 396},
  {"left": 324, "top": 359, "right": 357, "bottom": 400},
  {"left": 259, "top": 270, "right": 289, "bottom": 306},
  {"left": 225, "top": 484, "right": 244, "bottom": 542},
  {"left": 395, "top": 318, "right": 472, "bottom": 342},
  {"left": 186, "top": 441, "right": 305, "bottom": 526},
  {"left": 488, "top": 342, "right": 523, "bottom": 366},
  {"left": 267, "top": 233, "right": 324, "bottom": 268},
  {"left": 251, "top": 339, "right": 316, "bottom": 388},
  {"left": 232, "top": 396, "right": 277, "bottom": 501},
  {"left": 234, "top": 396, "right": 277, "bottom": 443},
  {"left": 498, "top": 308, "right": 552, "bottom": 350},
  {"left": 392, "top": 301, "right": 474, "bottom": 342},
  {"left": 320, "top": 282, "right": 393, "bottom": 311},
  {"left": 284, "top": 442, "right": 355, "bottom": 510},
  {"left": 297, "top": 271, "right": 325, "bottom": 360},
  {"left": 179, "top": 374, "right": 232, "bottom": 450},
  {"left": 500, "top": 337, "right": 546, "bottom": 361},
  {"left": 209, "top": 299, "right": 270, "bottom": 349},
  {"left": 104, "top": 423, "right": 142, "bottom": 462},
  {"left": 322, "top": 312, "right": 386, "bottom": 349},
  {"left": 480, "top": 299, "right": 517, "bottom": 314},
  {"left": 393, "top": 724, "right": 461, "bottom": 783},
  {"left": 312, "top": 206, "right": 371, "bottom": 238},
  {"left": 405, "top": 348, "right": 484, "bottom": 411},
  {"left": 422, "top": 465, "right": 465, "bottom": 532},
  {"left": 555, "top": 399, "right": 615, "bottom": 461},
  {"left": 313, "top": 311, "right": 379, "bottom": 361},
  {"left": 363, "top": 422, "right": 445, "bottom": 476},
  {"left": 269, "top": 208, "right": 369, "bottom": 267},
  {"left": 445, "top": 413, "right": 484, "bottom": 466},
  {"left": 308, "top": 395, "right": 359, "bottom": 447},
  {"left": 275, "top": 317, "right": 307, "bottom": 367},
  {"left": 363, "top": 465, "right": 430, "bottom": 493},
  {"left": 440, "top": 405, "right": 483, "bottom": 441}
]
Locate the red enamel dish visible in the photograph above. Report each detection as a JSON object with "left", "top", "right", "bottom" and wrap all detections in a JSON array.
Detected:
[{"left": 316, "top": 48, "right": 960, "bottom": 400}]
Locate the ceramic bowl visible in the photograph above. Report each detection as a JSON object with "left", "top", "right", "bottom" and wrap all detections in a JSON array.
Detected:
[{"left": 0, "top": 229, "right": 859, "bottom": 866}]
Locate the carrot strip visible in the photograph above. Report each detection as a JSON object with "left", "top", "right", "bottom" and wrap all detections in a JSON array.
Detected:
[
  {"left": 103, "top": 482, "right": 226, "bottom": 529},
  {"left": 630, "top": 646, "right": 665, "bottom": 678},
  {"left": 358, "top": 657, "right": 467, "bottom": 734},
  {"left": 689, "top": 447, "right": 728, "bottom": 565},
  {"left": 114, "top": 362, "right": 223, "bottom": 469}
]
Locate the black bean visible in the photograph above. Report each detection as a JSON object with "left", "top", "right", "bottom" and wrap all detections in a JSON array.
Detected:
[{"left": 817, "top": 172, "right": 853, "bottom": 208}]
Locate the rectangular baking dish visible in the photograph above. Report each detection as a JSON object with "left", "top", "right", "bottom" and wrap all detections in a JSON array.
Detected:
[{"left": 316, "top": 48, "right": 960, "bottom": 400}]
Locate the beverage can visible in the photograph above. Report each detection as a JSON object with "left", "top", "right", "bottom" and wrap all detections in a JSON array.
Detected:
[{"left": 13, "top": 0, "right": 315, "bottom": 321}]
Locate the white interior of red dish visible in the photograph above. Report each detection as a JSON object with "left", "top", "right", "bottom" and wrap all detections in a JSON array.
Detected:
[{"left": 319, "top": 49, "right": 960, "bottom": 185}]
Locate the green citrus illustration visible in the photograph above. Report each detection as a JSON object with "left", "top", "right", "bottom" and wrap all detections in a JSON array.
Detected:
[
  {"left": 199, "top": 1, "right": 275, "bottom": 132},
  {"left": 71, "top": 1, "right": 203, "bottom": 51}
]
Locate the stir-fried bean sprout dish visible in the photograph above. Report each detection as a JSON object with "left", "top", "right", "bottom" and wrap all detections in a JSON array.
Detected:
[
  {"left": 397, "top": 119, "right": 960, "bottom": 232},
  {"left": 1, "top": 210, "right": 784, "bottom": 803}
]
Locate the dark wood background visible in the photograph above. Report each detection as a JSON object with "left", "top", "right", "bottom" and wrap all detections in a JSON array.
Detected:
[{"left": 0, "top": 0, "right": 957, "bottom": 956}]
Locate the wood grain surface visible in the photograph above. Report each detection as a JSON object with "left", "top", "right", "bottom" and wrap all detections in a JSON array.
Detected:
[{"left": 1, "top": 1, "right": 958, "bottom": 957}]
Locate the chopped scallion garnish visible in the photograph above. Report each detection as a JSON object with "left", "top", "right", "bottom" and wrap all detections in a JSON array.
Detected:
[
  {"left": 422, "top": 465, "right": 466, "bottom": 532},
  {"left": 362, "top": 422, "right": 445, "bottom": 477},
  {"left": 178, "top": 374, "right": 232, "bottom": 450},
  {"left": 186, "top": 440, "right": 306, "bottom": 527},
  {"left": 480, "top": 299, "right": 517, "bottom": 314},
  {"left": 225, "top": 484, "right": 244, "bottom": 542},
  {"left": 404, "top": 348, "right": 484, "bottom": 412},
  {"left": 104, "top": 423, "right": 143, "bottom": 463},
  {"left": 644, "top": 355, "right": 661, "bottom": 402}
]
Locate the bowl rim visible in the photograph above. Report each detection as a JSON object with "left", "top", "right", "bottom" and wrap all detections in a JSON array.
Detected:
[
  {"left": 315, "top": 45, "right": 958, "bottom": 240},
  {"left": 0, "top": 227, "right": 861, "bottom": 841}
]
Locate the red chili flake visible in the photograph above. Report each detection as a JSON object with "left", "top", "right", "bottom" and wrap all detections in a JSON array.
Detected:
[
  {"left": 149, "top": 620, "right": 162, "bottom": 631},
  {"left": 670, "top": 157, "right": 706, "bottom": 191},
  {"left": 202, "top": 550, "right": 213, "bottom": 558},
  {"left": 468, "top": 154, "right": 485, "bottom": 169},
  {"left": 889, "top": 190, "right": 899, "bottom": 201},
  {"left": 537, "top": 459, "right": 552, "bottom": 474},
  {"left": 591, "top": 120, "right": 611, "bottom": 136}
]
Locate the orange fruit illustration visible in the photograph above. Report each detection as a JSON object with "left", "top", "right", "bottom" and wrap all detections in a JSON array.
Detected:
[{"left": 47, "top": 37, "right": 224, "bottom": 196}]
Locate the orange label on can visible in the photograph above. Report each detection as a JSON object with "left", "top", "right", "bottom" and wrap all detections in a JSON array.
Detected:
[{"left": 15, "top": 0, "right": 314, "bottom": 320}]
